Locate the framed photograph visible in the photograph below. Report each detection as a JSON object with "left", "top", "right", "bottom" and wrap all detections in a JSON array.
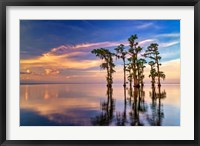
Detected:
[{"left": 0, "top": 0, "right": 199, "bottom": 145}]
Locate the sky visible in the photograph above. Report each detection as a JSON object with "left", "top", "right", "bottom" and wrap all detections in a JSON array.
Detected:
[{"left": 20, "top": 20, "right": 180, "bottom": 84}]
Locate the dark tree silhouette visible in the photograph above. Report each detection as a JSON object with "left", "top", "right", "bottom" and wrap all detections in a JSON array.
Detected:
[
  {"left": 144, "top": 43, "right": 166, "bottom": 86},
  {"left": 115, "top": 44, "right": 127, "bottom": 87},
  {"left": 90, "top": 34, "right": 169, "bottom": 126},
  {"left": 148, "top": 61, "right": 157, "bottom": 87},
  {"left": 137, "top": 58, "right": 147, "bottom": 87},
  {"left": 91, "top": 48, "right": 115, "bottom": 87},
  {"left": 127, "top": 34, "right": 143, "bottom": 88}
]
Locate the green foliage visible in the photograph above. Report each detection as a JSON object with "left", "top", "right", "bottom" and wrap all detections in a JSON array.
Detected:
[
  {"left": 145, "top": 43, "right": 166, "bottom": 86},
  {"left": 91, "top": 48, "right": 111, "bottom": 60},
  {"left": 114, "top": 44, "right": 127, "bottom": 58},
  {"left": 159, "top": 71, "right": 166, "bottom": 80},
  {"left": 137, "top": 58, "right": 147, "bottom": 85},
  {"left": 100, "top": 63, "right": 108, "bottom": 70},
  {"left": 91, "top": 34, "right": 168, "bottom": 126},
  {"left": 127, "top": 34, "right": 146, "bottom": 87},
  {"left": 115, "top": 44, "right": 127, "bottom": 86},
  {"left": 92, "top": 35, "right": 166, "bottom": 89},
  {"left": 91, "top": 48, "right": 115, "bottom": 86},
  {"left": 128, "top": 34, "right": 138, "bottom": 48}
]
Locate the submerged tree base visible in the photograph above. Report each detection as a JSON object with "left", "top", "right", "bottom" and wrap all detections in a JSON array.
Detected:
[
  {"left": 107, "top": 84, "right": 112, "bottom": 88},
  {"left": 133, "top": 84, "right": 140, "bottom": 88}
]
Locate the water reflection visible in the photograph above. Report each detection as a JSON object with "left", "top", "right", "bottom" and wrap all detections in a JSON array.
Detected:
[
  {"left": 147, "top": 86, "right": 166, "bottom": 126},
  {"left": 116, "top": 86, "right": 127, "bottom": 126},
  {"left": 91, "top": 86, "right": 115, "bottom": 126},
  {"left": 20, "top": 84, "right": 180, "bottom": 126},
  {"left": 129, "top": 87, "right": 147, "bottom": 126}
]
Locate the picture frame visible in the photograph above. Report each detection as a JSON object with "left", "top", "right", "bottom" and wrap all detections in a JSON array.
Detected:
[{"left": 0, "top": 0, "right": 199, "bottom": 145}]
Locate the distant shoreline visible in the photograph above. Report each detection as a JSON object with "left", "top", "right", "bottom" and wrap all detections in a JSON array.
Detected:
[{"left": 20, "top": 83, "right": 180, "bottom": 85}]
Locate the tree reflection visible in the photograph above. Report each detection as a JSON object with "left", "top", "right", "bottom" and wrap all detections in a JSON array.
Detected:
[
  {"left": 91, "top": 85, "right": 167, "bottom": 126},
  {"left": 115, "top": 85, "right": 148, "bottom": 126},
  {"left": 129, "top": 87, "right": 147, "bottom": 126},
  {"left": 147, "top": 86, "right": 166, "bottom": 126},
  {"left": 91, "top": 86, "right": 115, "bottom": 126},
  {"left": 116, "top": 86, "right": 127, "bottom": 126}
]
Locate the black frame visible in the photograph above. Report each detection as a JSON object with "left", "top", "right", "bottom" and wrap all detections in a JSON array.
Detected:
[{"left": 0, "top": 0, "right": 199, "bottom": 145}]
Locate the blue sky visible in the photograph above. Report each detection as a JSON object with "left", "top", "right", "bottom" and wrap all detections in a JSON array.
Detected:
[{"left": 20, "top": 20, "right": 180, "bottom": 83}]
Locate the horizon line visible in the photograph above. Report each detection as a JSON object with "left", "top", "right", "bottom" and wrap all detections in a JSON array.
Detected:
[{"left": 20, "top": 82, "right": 180, "bottom": 85}]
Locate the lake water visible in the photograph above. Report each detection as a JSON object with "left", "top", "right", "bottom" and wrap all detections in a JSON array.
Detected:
[{"left": 20, "top": 84, "right": 180, "bottom": 126}]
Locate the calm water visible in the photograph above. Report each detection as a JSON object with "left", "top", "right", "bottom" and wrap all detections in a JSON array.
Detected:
[{"left": 20, "top": 84, "right": 180, "bottom": 126}]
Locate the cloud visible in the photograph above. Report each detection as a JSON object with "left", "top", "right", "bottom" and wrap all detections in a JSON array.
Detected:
[
  {"left": 160, "top": 50, "right": 180, "bottom": 59},
  {"left": 20, "top": 69, "right": 32, "bottom": 74},
  {"left": 20, "top": 71, "right": 31, "bottom": 75},
  {"left": 21, "top": 38, "right": 180, "bottom": 83},
  {"left": 138, "top": 39, "right": 156, "bottom": 46},
  {"left": 21, "top": 50, "right": 102, "bottom": 69},
  {"left": 47, "top": 42, "right": 126, "bottom": 55},
  {"left": 44, "top": 69, "right": 61, "bottom": 75},
  {"left": 48, "top": 39, "right": 156, "bottom": 55},
  {"left": 156, "top": 33, "right": 180, "bottom": 38},
  {"left": 159, "top": 41, "right": 180, "bottom": 48},
  {"left": 18, "top": 39, "right": 140, "bottom": 64},
  {"left": 21, "top": 58, "right": 180, "bottom": 84},
  {"left": 136, "top": 23, "right": 154, "bottom": 29}
]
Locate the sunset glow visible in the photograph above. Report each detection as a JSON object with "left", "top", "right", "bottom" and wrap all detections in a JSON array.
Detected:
[
  {"left": 20, "top": 20, "right": 180, "bottom": 126},
  {"left": 20, "top": 20, "right": 180, "bottom": 84}
]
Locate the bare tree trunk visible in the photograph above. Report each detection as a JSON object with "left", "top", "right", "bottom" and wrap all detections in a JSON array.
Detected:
[
  {"left": 150, "top": 65, "right": 155, "bottom": 87},
  {"left": 106, "top": 65, "right": 109, "bottom": 87},
  {"left": 156, "top": 55, "right": 161, "bottom": 86},
  {"left": 123, "top": 59, "right": 126, "bottom": 87}
]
